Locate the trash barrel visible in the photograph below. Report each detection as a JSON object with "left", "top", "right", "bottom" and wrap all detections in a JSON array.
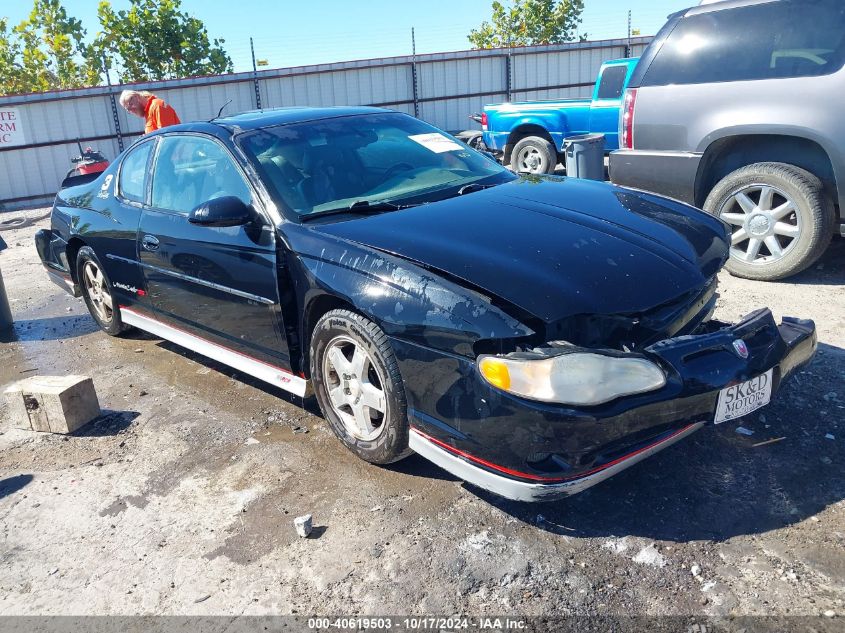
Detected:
[{"left": 564, "top": 133, "right": 605, "bottom": 181}]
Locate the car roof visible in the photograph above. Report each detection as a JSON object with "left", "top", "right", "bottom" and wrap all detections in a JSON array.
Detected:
[
  {"left": 141, "top": 106, "right": 393, "bottom": 140},
  {"left": 138, "top": 106, "right": 399, "bottom": 144},
  {"left": 213, "top": 105, "right": 390, "bottom": 132},
  {"left": 688, "top": 0, "right": 779, "bottom": 16}
]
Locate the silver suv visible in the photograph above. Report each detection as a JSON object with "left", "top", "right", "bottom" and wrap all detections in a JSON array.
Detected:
[{"left": 609, "top": 0, "right": 844, "bottom": 280}]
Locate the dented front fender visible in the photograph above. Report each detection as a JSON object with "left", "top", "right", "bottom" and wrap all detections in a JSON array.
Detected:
[{"left": 287, "top": 226, "right": 533, "bottom": 358}]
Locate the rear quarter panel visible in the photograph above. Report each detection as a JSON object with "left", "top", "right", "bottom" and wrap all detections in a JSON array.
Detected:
[
  {"left": 51, "top": 163, "right": 146, "bottom": 306},
  {"left": 485, "top": 103, "right": 591, "bottom": 151}
]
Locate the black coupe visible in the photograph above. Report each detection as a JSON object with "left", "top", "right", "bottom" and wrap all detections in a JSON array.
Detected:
[{"left": 35, "top": 107, "right": 816, "bottom": 501}]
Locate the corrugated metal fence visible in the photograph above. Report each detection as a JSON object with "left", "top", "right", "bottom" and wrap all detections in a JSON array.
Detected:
[{"left": 0, "top": 36, "right": 651, "bottom": 209}]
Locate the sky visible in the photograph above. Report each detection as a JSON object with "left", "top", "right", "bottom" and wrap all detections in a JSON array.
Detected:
[{"left": 1, "top": 0, "right": 695, "bottom": 73}]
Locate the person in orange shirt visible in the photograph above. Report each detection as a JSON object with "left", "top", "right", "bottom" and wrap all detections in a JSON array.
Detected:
[{"left": 119, "top": 90, "right": 181, "bottom": 134}]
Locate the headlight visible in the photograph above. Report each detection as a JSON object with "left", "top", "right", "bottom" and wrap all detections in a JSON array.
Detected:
[{"left": 477, "top": 349, "right": 666, "bottom": 406}]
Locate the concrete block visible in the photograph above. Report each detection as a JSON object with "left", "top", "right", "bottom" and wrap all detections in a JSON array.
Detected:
[{"left": 4, "top": 375, "right": 100, "bottom": 434}]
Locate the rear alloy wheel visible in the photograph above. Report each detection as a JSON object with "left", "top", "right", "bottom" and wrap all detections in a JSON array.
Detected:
[
  {"left": 510, "top": 136, "right": 557, "bottom": 175},
  {"left": 310, "top": 309, "right": 410, "bottom": 464},
  {"left": 77, "top": 246, "right": 127, "bottom": 336},
  {"left": 704, "top": 162, "right": 835, "bottom": 281}
]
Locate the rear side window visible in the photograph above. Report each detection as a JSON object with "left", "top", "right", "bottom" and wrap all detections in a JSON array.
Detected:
[
  {"left": 642, "top": 0, "right": 845, "bottom": 86},
  {"left": 596, "top": 65, "right": 628, "bottom": 100},
  {"left": 119, "top": 141, "right": 153, "bottom": 203}
]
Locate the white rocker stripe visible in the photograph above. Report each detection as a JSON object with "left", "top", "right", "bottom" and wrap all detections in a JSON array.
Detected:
[{"left": 120, "top": 306, "right": 307, "bottom": 398}]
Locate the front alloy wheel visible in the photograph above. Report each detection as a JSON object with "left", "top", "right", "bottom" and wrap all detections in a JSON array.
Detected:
[
  {"left": 322, "top": 334, "right": 387, "bottom": 442},
  {"left": 310, "top": 309, "right": 410, "bottom": 464}
]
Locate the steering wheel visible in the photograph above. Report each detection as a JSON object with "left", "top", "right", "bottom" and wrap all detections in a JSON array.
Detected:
[{"left": 383, "top": 162, "right": 415, "bottom": 181}]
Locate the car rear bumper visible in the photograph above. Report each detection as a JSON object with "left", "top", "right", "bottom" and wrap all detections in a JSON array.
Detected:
[
  {"left": 482, "top": 131, "right": 508, "bottom": 153},
  {"left": 34, "top": 228, "right": 79, "bottom": 297},
  {"left": 609, "top": 149, "right": 703, "bottom": 205},
  {"left": 399, "top": 310, "right": 816, "bottom": 502}
]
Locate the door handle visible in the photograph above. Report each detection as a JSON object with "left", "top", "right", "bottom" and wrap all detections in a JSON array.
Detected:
[{"left": 141, "top": 234, "right": 160, "bottom": 252}]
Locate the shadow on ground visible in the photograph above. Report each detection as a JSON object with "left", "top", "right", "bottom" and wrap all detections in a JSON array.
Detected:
[
  {"left": 0, "top": 474, "right": 34, "bottom": 499},
  {"left": 151, "top": 337, "right": 323, "bottom": 415},
  {"left": 783, "top": 238, "right": 844, "bottom": 287},
  {"left": 387, "top": 453, "right": 460, "bottom": 483},
  {"left": 72, "top": 409, "right": 140, "bottom": 437},
  {"left": 458, "top": 341, "right": 845, "bottom": 542},
  {"left": 0, "top": 315, "right": 100, "bottom": 343}
]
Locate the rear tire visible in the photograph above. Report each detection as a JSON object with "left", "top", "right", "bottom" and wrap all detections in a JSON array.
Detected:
[
  {"left": 76, "top": 246, "right": 127, "bottom": 336},
  {"left": 310, "top": 309, "right": 411, "bottom": 465},
  {"left": 510, "top": 136, "right": 557, "bottom": 175},
  {"left": 703, "top": 162, "right": 835, "bottom": 281}
]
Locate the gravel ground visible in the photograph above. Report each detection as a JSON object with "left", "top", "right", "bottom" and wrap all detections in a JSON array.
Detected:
[{"left": 0, "top": 207, "right": 843, "bottom": 619}]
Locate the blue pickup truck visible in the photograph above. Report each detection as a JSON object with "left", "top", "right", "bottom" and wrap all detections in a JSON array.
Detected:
[{"left": 480, "top": 57, "right": 639, "bottom": 174}]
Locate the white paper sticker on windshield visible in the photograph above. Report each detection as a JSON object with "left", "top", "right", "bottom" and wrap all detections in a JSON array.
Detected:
[{"left": 409, "top": 132, "right": 464, "bottom": 153}]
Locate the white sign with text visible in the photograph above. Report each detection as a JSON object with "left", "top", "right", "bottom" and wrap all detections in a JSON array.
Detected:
[{"left": 0, "top": 109, "right": 25, "bottom": 147}]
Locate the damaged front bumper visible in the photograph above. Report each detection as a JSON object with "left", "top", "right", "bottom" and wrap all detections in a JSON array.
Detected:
[{"left": 402, "top": 309, "right": 816, "bottom": 502}]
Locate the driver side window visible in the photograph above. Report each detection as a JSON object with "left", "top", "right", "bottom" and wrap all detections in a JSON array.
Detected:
[{"left": 151, "top": 135, "right": 252, "bottom": 214}]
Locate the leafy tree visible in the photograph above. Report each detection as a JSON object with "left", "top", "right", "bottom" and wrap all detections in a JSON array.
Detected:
[
  {"left": 468, "top": 0, "right": 585, "bottom": 49},
  {"left": 0, "top": 0, "right": 96, "bottom": 94},
  {"left": 0, "top": 0, "right": 232, "bottom": 95},
  {"left": 24, "top": 0, "right": 91, "bottom": 87},
  {"left": 95, "top": 0, "right": 233, "bottom": 83},
  {"left": 0, "top": 18, "right": 27, "bottom": 94}
]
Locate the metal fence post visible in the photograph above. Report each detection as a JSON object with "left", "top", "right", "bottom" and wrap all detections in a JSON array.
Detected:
[
  {"left": 251, "top": 38, "right": 263, "bottom": 110},
  {"left": 506, "top": 52, "right": 513, "bottom": 102},
  {"left": 104, "top": 55, "right": 124, "bottom": 153},
  {"left": 411, "top": 28, "right": 420, "bottom": 118}
]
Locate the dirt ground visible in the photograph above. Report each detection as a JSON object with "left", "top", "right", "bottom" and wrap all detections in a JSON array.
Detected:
[{"left": 0, "top": 207, "right": 843, "bottom": 619}]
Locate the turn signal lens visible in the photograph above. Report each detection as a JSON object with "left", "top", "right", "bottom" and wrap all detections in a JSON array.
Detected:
[{"left": 479, "top": 357, "right": 511, "bottom": 390}]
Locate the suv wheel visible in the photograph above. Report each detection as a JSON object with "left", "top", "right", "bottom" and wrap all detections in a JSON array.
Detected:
[
  {"left": 310, "top": 309, "right": 411, "bottom": 465},
  {"left": 703, "top": 162, "right": 835, "bottom": 281},
  {"left": 510, "top": 136, "right": 557, "bottom": 175}
]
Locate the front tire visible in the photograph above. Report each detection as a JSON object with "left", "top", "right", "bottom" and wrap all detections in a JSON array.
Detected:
[
  {"left": 310, "top": 309, "right": 410, "bottom": 465},
  {"left": 76, "top": 246, "right": 127, "bottom": 336},
  {"left": 703, "top": 162, "right": 835, "bottom": 281},
  {"left": 510, "top": 136, "right": 557, "bottom": 175}
]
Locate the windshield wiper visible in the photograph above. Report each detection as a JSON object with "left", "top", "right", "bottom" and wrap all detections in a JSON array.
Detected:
[
  {"left": 457, "top": 183, "right": 497, "bottom": 196},
  {"left": 301, "top": 199, "right": 418, "bottom": 221}
]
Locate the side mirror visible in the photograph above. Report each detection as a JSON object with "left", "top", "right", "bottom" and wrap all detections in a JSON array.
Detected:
[{"left": 189, "top": 196, "right": 253, "bottom": 227}]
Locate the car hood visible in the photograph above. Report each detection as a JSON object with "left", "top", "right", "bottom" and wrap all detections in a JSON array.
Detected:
[{"left": 311, "top": 177, "right": 729, "bottom": 325}]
